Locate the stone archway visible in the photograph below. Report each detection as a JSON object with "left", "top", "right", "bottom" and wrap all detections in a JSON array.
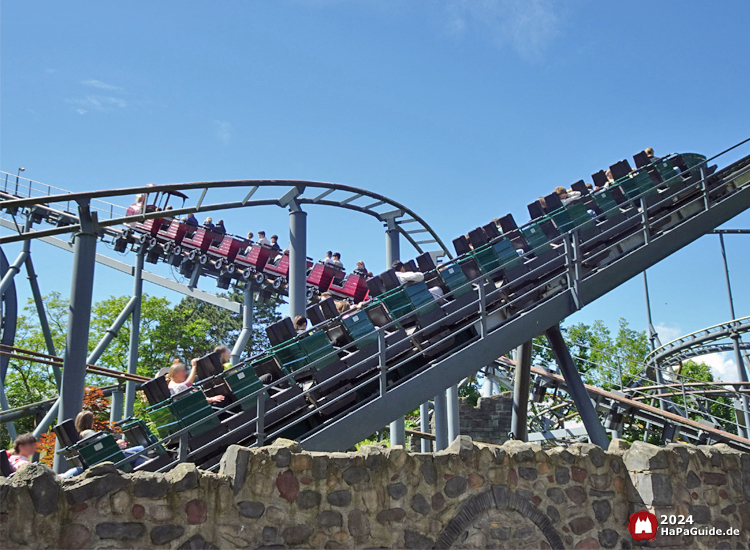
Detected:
[{"left": 435, "top": 485, "right": 564, "bottom": 550}]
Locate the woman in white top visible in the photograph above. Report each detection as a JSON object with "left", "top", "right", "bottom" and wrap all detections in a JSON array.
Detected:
[{"left": 166, "top": 359, "right": 224, "bottom": 403}]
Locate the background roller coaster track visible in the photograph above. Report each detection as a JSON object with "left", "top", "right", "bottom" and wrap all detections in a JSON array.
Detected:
[
  {"left": 646, "top": 316, "right": 750, "bottom": 366},
  {"left": 0, "top": 345, "right": 150, "bottom": 383}
]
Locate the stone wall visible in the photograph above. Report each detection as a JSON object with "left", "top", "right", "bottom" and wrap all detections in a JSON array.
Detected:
[
  {"left": 417, "top": 394, "right": 512, "bottom": 451},
  {"left": 2, "top": 436, "right": 749, "bottom": 549},
  {"left": 457, "top": 393, "right": 512, "bottom": 446}
]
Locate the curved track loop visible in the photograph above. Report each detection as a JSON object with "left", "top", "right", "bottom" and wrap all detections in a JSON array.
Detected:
[
  {"left": 0, "top": 177, "right": 452, "bottom": 259},
  {"left": 646, "top": 316, "right": 750, "bottom": 366}
]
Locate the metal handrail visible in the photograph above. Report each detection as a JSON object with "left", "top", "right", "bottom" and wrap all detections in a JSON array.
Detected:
[{"left": 101, "top": 139, "right": 750, "bottom": 467}]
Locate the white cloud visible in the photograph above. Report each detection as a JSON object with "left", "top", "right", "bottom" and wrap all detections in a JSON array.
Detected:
[
  {"left": 82, "top": 79, "right": 122, "bottom": 91},
  {"left": 654, "top": 323, "right": 683, "bottom": 345},
  {"left": 66, "top": 95, "right": 128, "bottom": 114},
  {"left": 214, "top": 120, "right": 231, "bottom": 144},
  {"left": 697, "top": 352, "right": 737, "bottom": 382},
  {"left": 444, "top": 0, "right": 560, "bottom": 61}
]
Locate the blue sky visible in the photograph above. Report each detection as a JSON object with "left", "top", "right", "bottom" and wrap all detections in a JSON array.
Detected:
[{"left": 2, "top": 0, "right": 750, "bottom": 379}]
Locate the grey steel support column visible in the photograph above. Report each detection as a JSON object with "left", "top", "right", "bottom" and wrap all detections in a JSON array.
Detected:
[
  {"left": 385, "top": 220, "right": 400, "bottom": 271},
  {"left": 446, "top": 384, "right": 460, "bottom": 443},
  {"left": 642, "top": 270, "right": 667, "bottom": 439},
  {"left": 109, "top": 388, "right": 123, "bottom": 423},
  {"left": 288, "top": 201, "right": 307, "bottom": 320},
  {"left": 545, "top": 324, "right": 609, "bottom": 449},
  {"left": 510, "top": 340, "right": 533, "bottom": 442},
  {"left": 55, "top": 202, "right": 98, "bottom": 472},
  {"left": 385, "top": 219, "right": 406, "bottom": 447},
  {"left": 0, "top": 249, "right": 29, "bottom": 296},
  {"left": 419, "top": 402, "right": 430, "bottom": 452},
  {"left": 482, "top": 368, "right": 494, "bottom": 397},
  {"left": 124, "top": 249, "right": 144, "bottom": 419},
  {"left": 32, "top": 295, "right": 137, "bottom": 439},
  {"left": 231, "top": 284, "right": 255, "bottom": 366},
  {"left": 0, "top": 378, "right": 16, "bottom": 440},
  {"left": 433, "top": 391, "right": 448, "bottom": 451},
  {"left": 25, "top": 255, "right": 60, "bottom": 386},
  {"left": 718, "top": 233, "right": 750, "bottom": 437},
  {"left": 33, "top": 400, "right": 59, "bottom": 438}
]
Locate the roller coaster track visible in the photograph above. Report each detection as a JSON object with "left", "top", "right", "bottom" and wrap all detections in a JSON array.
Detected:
[
  {"left": 0, "top": 175, "right": 452, "bottom": 259},
  {"left": 296, "top": 143, "right": 750, "bottom": 452},
  {"left": 5, "top": 140, "right": 750, "bottom": 470},
  {"left": 646, "top": 316, "right": 750, "bottom": 366}
]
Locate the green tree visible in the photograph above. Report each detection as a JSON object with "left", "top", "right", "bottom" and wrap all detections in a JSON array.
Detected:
[{"left": 1, "top": 286, "right": 281, "bottom": 448}]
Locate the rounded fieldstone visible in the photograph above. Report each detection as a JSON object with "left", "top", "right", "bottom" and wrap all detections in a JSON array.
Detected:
[
  {"left": 185, "top": 499, "right": 207, "bottom": 525},
  {"left": 262, "top": 526, "right": 277, "bottom": 542},
  {"left": 238, "top": 501, "right": 265, "bottom": 519},
  {"left": 276, "top": 470, "right": 299, "bottom": 503},
  {"left": 688, "top": 505, "right": 711, "bottom": 524},
  {"left": 491, "top": 527, "right": 511, "bottom": 540},
  {"left": 150, "top": 525, "right": 185, "bottom": 545},
  {"left": 317, "top": 510, "right": 343, "bottom": 528},
  {"left": 516, "top": 488, "right": 533, "bottom": 501},
  {"left": 468, "top": 472, "right": 485, "bottom": 488},
  {"left": 403, "top": 529, "right": 433, "bottom": 549},
  {"left": 598, "top": 528, "right": 618, "bottom": 549},
  {"left": 589, "top": 448, "right": 606, "bottom": 468},
  {"left": 168, "top": 463, "right": 199, "bottom": 492},
  {"left": 686, "top": 471, "right": 701, "bottom": 489},
  {"left": 132, "top": 504, "right": 145, "bottom": 519},
  {"left": 547, "top": 505, "right": 560, "bottom": 524},
  {"left": 555, "top": 467, "right": 570, "bottom": 485},
  {"left": 95, "top": 522, "right": 146, "bottom": 540},
  {"left": 348, "top": 509, "right": 370, "bottom": 541},
  {"left": 14, "top": 464, "right": 59, "bottom": 515},
  {"left": 547, "top": 487, "right": 565, "bottom": 504},
  {"left": 432, "top": 492, "right": 445, "bottom": 510},
  {"left": 593, "top": 500, "right": 611, "bottom": 522},
  {"left": 282, "top": 525, "right": 314, "bottom": 545},
  {"left": 610, "top": 460, "right": 620, "bottom": 474},
  {"left": 411, "top": 493, "right": 431, "bottom": 516},
  {"left": 569, "top": 516, "right": 595, "bottom": 535},
  {"left": 61, "top": 523, "right": 91, "bottom": 549},
  {"left": 273, "top": 448, "right": 292, "bottom": 468},
  {"left": 566, "top": 485, "right": 586, "bottom": 505},
  {"left": 297, "top": 490, "right": 322, "bottom": 509},
  {"left": 376, "top": 507, "right": 406, "bottom": 524},
  {"left": 721, "top": 504, "right": 736, "bottom": 515},
  {"left": 177, "top": 534, "right": 219, "bottom": 550},
  {"left": 64, "top": 471, "right": 128, "bottom": 506},
  {"left": 343, "top": 466, "right": 370, "bottom": 485},
  {"left": 420, "top": 461, "right": 438, "bottom": 485},
  {"left": 133, "top": 473, "right": 169, "bottom": 499},
  {"left": 444, "top": 476, "right": 468, "bottom": 498},
  {"left": 519, "top": 467, "right": 538, "bottom": 481},
  {"left": 388, "top": 482, "right": 408, "bottom": 500},
  {"left": 704, "top": 473, "right": 727, "bottom": 486},
  {"left": 328, "top": 490, "right": 352, "bottom": 507},
  {"left": 365, "top": 452, "right": 386, "bottom": 472},
  {"left": 571, "top": 467, "right": 587, "bottom": 482},
  {"left": 515, "top": 526, "right": 535, "bottom": 538}
]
